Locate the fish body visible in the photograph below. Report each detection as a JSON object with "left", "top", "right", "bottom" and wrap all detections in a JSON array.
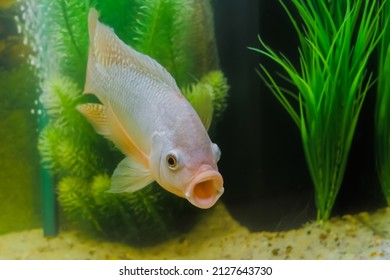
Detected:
[{"left": 77, "top": 9, "right": 224, "bottom": 209}]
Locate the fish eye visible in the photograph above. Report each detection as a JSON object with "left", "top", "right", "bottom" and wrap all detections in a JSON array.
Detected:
[
  {"left": 166, "top": 151, "right": 180, "bottom": 170},
  {"left": 212, "top": 143, "right": 221, "bottom": 162}
]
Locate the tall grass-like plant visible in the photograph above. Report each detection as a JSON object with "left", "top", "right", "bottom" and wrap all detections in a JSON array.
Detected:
[
  {"left": 376, "top": 0, "right": 390, "bottom": 206},
  {"left": 251, "top": 0, "right": 383, "bottom": 221}
]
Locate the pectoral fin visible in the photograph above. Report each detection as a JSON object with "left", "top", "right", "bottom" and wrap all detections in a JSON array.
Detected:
[
  {"left": 78, "top": 103, "right": 153, "bottom": 193},
  {"left": 108, "top": 157, "right": 154, "bottom": 193},
  {"left": 77, "top": 102, "right": 149, "bottom": 168},
  {"left": 77, "top": 103, "right": 109, "bottom": 136}
]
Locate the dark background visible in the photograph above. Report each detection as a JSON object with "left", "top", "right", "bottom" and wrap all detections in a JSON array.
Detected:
[{"left": 212, "top": 0, "right": 386, "bottom": 231}]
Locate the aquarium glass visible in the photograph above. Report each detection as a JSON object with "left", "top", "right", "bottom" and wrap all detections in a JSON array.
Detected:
[{"left": 0, "top": 0, "right": 389, "bottom": 260}]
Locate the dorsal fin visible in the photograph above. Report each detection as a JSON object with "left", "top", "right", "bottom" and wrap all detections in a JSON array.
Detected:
[{"left": 85, "top": 8, "right": 180, "bottom": 95}]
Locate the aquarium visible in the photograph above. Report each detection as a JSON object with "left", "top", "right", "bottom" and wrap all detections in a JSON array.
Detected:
[{"left": 1, "top": 0, "right": 390, "bottom": 261}]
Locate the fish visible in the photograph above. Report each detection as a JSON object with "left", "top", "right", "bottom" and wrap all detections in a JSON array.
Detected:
[{"left": 77, "top": 8, "right": 224, "bottom": 209}]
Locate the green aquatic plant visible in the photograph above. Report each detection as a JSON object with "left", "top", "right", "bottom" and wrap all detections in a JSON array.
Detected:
[
  {"left": 183, "top": 70, "right": 229, "bottom": 129},
  {"left": 21, "top": 0, "right": 228, "bottom": 244},
  {"left": 58, "top": 174, "right": 191, "bottom": 244},
  {"left": 198, "top": 70, "right": 229, "bottom": 121},
  {"left": 376, "top": 0, "right": 390, "bottom": 206},
  {"left": 38, "top": 77, "right": 104, "bottom": 177},
  {"left": 251, "top": 0, "right": 383, "bottom": 221}
]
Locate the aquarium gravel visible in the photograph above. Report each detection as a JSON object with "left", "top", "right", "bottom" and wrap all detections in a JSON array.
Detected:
[{"left": 0, "top": 204, "right": 390, "bottom": 260}]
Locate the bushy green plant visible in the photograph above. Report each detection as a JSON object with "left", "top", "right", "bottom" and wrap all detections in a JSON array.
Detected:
[
  {"left": 251, "top": 0, "right": 383, "bottom": 221},
  {"left": 183, "top": 70, "right": 229, "bottom": 130},
  {"left": 38, "top": 77, "right": 104, "bottom": 176},
  {"left": 21, "top": 0, "right": 228, "bottom": 244}
]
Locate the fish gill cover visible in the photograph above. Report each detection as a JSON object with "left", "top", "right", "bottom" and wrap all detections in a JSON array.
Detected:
[{"left": 19, "top": 0, "right": 229, "bottom": 245}]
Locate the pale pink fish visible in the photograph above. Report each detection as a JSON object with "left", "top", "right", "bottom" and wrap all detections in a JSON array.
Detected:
[{"left": 77, "top": 8, "right": 224, "bottom": 209}]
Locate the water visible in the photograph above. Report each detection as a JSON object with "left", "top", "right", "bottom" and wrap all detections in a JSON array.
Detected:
[{"left": 0, "top": 0, "right": 389, "bottom": 259}]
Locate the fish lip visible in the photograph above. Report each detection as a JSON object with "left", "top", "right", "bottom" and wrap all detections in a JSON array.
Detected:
[{"left": 185, "top": 165, "right": 224, "bottom": 209}]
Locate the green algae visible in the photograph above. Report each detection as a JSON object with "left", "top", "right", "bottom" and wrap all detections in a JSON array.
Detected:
[
  {"left": 0, "top": 110, "right": 40, "bottom": 234},
  {"left": 0, "top": 68, "right": 40, "bottom": 234},
  {"left": 0, "top": 2, "right": 41, "bottom": 234}
]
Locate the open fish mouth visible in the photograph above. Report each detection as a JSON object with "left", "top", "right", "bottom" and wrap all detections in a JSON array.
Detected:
[{"left": 185, "top": 166, "right": 224, "bottom": 209}]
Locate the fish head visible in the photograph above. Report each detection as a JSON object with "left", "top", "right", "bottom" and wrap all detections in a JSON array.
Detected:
[{"left": 150, "top": 134, "right": 224, "bottom": 209}]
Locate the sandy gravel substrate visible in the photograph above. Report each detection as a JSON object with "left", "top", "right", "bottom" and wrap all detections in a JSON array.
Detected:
[{"left": 1, "top": 204, "right": 390, "bottom": 259}]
